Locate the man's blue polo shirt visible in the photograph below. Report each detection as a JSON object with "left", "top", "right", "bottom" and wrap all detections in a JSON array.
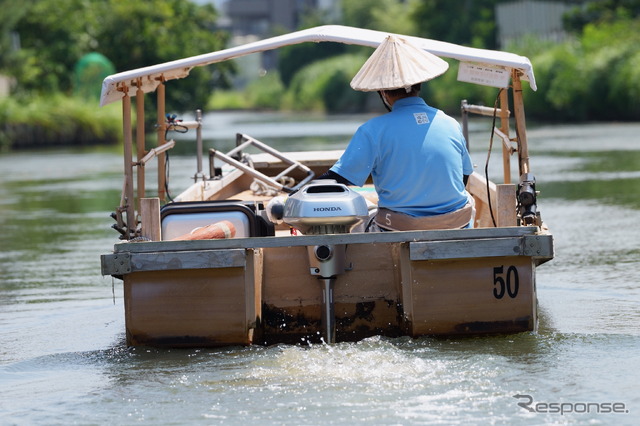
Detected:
[{"left": 330, "top": 97, "right": 473, "bottom": 217}]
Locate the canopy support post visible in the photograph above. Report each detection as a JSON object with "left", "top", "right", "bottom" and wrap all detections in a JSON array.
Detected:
[
  {"left": 122, "top": 91, "right": 136, "bottom": 237},
  {"left": 511, "top": 70, "right": 530, "bottom": 176},
  {"left": 156, "top": 80, "right": 166, "bottom": 202},
  {"left": 136, "top": 80, "right": 145, "bottom": 206},
  {"left": 499, "top": 89, "right": 512, "bottom": 184}
]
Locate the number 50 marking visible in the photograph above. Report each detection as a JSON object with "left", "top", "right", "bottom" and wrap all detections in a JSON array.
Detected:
[{"left": 493, "top": 265, "right": 519, "bottom": 299}]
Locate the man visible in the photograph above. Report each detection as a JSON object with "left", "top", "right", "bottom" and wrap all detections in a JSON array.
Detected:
[{"left": 320, "top": 35, "right": 475, "bottom": 231}]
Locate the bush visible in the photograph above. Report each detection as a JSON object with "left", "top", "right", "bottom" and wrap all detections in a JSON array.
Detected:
[
  {"left": 0, "top": 95, "right": 122, "bottom": 149},
  {"left": 203, "top": 19, "right": 640, "bottom": 123},
  {"left": 283, "top": 53, "right": 369, "bottom": 113},
  {"left": 516, "top": 19, "right": 640, "bottom": 122},
  {"left": 246, "top": 71, "right": 285, "bottom": 110},
  {"left": 207, "top": 90, "right": 249, "bottom": 110}
]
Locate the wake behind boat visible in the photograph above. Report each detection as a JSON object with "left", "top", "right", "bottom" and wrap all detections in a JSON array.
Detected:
[{"left": 100, "top": 25, "right": 553, "bottom": 347}]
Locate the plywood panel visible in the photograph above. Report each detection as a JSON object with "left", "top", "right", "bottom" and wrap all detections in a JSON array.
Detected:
[
  {"left": 404, "top": 256, "right": 535, "bottom": 335},
  {"left": 124, "top": 264, "right": 257, "bottom": 346},
  {"left": 260, "top": 243, "right": 403, "bottom": 343}
]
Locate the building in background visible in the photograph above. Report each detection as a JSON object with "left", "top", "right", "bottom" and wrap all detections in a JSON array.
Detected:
[
  {"left": 225, "top": 0, "right": 315, "bottom": 71},
  {"left": 193, "top": 0, "right": 339, "bottom": 85},
  {"left": 202, "top": 0, "right": 339, "bottom": 86},
  {"left": 496, "top": 0, "right": 571, "bottom": 48}
]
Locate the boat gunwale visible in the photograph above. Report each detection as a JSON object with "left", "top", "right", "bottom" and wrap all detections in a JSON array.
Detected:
[
  {"left": 111, "top": 226, "right": 546, "bottom": 253},
  {"left": 101, "top": 227, "right": 553, "bottom": 276}
]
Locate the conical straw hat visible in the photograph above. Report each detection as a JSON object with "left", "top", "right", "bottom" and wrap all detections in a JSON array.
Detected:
[{"left": 350, "top": 35, "right": 449, "bottom": 92}]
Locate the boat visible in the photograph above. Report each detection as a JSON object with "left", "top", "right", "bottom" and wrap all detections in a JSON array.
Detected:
[{"left": 99, "top": 25, "right": 554, "bottom": 347}]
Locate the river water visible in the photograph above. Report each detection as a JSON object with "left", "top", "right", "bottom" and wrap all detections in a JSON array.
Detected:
[{"left": 1, "top": 113, "right": 638, "bottom": 425}]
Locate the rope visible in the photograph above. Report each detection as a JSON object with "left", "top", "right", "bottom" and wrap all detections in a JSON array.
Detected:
[
  {"left": 249, "top": 176, "right": 295, "bottom": 196},
  {"left": 238, "top": 152, "right": 296, "bottom": 196},
  {"left": 250, "top": 180, "right": 279, "bottom": 196}
]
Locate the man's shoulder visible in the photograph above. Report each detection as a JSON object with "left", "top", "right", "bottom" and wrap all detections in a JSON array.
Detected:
[
  {"left": 433, "top": 110, "right": 461, "bottom": 127},
  {"left": 361, "top": 112, "right": 392, "bottom": 129}
]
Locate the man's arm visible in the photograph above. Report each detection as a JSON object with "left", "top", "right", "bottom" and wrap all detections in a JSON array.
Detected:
[{"left": 317, "top": 169, "right": 354, "bottom": 186}]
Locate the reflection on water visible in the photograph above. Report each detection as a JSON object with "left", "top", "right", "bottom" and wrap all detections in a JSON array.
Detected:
[{"left": 1, "top": 119, "right": 639, "bottom": 424}]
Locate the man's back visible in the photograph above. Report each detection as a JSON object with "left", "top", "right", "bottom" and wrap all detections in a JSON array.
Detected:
[{"left": 331, "top": 96, "right": 473, "bottom": 217}]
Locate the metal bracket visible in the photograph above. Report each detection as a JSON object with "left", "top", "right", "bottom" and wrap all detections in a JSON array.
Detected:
[
  {"left": 102, "top": 253, "right": 131, "bottom": 276},
  {"left": 101, "top": 248, "right": 247, "bottom": 276},
  {"left": 522, "top": 235, "right": 553, "bottom": 258}
]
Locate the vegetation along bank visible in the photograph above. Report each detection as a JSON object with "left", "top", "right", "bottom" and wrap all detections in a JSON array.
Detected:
[{"left": 1, "top": 0, "right": 639, "bottom": 149}]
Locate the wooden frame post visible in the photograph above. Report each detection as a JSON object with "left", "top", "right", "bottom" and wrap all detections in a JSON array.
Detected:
[
  {"left": 511, "top": 70, "right": 530, "bottom": 176},
  {"left": 496, "top": 184, "right": 517, "bottom": 226},
  {"left": 156, "top": 80, "right": 166, "bottom": 201},
  {"left": 140, "top": 197, "right": 161, "bottom": 241},
  {"left": 136, "top": 81, "right": 146, "bottom": 205},
  {"left": 499, "top": 89, "right": 512, "bottom": 184},
  {"left": 122, "top": 91, "right": 136, "bottom": 237}
]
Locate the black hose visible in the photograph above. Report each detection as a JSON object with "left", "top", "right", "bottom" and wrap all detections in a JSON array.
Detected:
[{"left": 484, "top": 89, "right": 503, "bottom": 228}]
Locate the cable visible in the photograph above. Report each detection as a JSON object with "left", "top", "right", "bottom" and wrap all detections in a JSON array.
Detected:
[
  {"left": 164, "top": 149, "right": 174, "bottom": 202},
  {"left": 162, "top": 114, "right": 185, "bottom": 203},
  {"left": 484, "top": 89, "right": 503, "bottom": 228}
]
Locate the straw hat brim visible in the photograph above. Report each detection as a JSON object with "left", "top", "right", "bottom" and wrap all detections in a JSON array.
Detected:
[{"left": 350, "top": 35, "right": 449, "bottom": 92}]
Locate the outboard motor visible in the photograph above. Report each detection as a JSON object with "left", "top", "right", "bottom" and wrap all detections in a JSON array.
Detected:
[
  {"left": 283, "top": 180, "right": 369, "bottom": 235},
  {"left": 283, "top": 180, "right": 369, "bottom": 343}
]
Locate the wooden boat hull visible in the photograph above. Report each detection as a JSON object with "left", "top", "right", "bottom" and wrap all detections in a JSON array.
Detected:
[
  {"left": 102, "top": 227, "right": 552, "bottom": 347},
  {"left": 98, "top": 26, "right": 554, "bottom": 347}
]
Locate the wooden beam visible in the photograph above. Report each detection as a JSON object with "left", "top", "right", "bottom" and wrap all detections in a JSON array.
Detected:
[
  {"left": 496, "top": 184, "right": 517, "bottom": 227},
  {"left": 511, "top": 70, "right": 530, "bottom": 176},
  {"left": 109, "top": 226, "right": 544, "bottom": 254},
  {"left": 122, "top": 92, "right": 136, "bottom": 237},
  {"left": 136, "top": 83, "right": 145, "bottom": 204},
  {"left": 245, "top": 248, "right": 263, "bottom": 344},
  {"left": 499, "top": 88, "right": 512, "bottom": 184},
  {"left": 140, "top": 197, "right": 161, "bottom": 241},
  {"left": 156, "top": 81, "right": 166, "bottom": 201}
]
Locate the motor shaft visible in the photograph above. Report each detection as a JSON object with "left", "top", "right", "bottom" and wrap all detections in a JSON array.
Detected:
[{"left": 320, "top": 278, "right": 336, "bottom": 344}]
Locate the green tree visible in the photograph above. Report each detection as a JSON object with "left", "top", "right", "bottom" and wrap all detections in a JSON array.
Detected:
[
  {"left": 341, "top": 0, "right": 418, "bottom": 34},
  {"left": 411, "top": 0, "right": 499, "bottom": 48},
  {"left": 92, "top": 0, "right": 232, "bottom": 113},
  {"left": 278, "top": 42, "right": 346, "bottom": 87},
  {"left": 283, "top": 53, "right": 369, "bottom": 112},
  {"left": 9, "top": 0, "right": 101, "bottom": 94},
  {"left": 514, "top": 17, "right": 640, "bottom": 121},
  {"left": 0, "top": 0, "right": 31, "bottom": 71},
  {"left": 563, "top": 0, "right": 640, "bottom": 33},
  {"left": 4, "top": 0, "right": 233, "bottom": 113},
  {"left": 276, "top": 0, "right": 420, "bottom": 105}
]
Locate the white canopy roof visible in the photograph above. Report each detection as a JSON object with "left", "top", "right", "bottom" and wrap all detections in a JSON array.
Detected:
[{"left": 100, "top": 25, "right": 536, "bottom": 106}]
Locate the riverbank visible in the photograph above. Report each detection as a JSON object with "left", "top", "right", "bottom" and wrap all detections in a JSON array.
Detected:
[{"left": 0, "top": 95, "right": 122, "bottom": 150}]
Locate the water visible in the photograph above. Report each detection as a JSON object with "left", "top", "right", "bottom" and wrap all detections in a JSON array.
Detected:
[{"left": 1, "top": 114, "right": 639, "bottom": 425}]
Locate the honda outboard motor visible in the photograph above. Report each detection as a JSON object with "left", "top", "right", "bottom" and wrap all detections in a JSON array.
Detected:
[
  {"left": 283, "top": 180, "right": 369, "bottom": 343},
  {"left": 283, "top": 180, "right": 369, "bottom": 235}
]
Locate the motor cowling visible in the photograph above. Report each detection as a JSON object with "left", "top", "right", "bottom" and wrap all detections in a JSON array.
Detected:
[{"left": 283, "top": 180, "right": 369, "bottom": 235}]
